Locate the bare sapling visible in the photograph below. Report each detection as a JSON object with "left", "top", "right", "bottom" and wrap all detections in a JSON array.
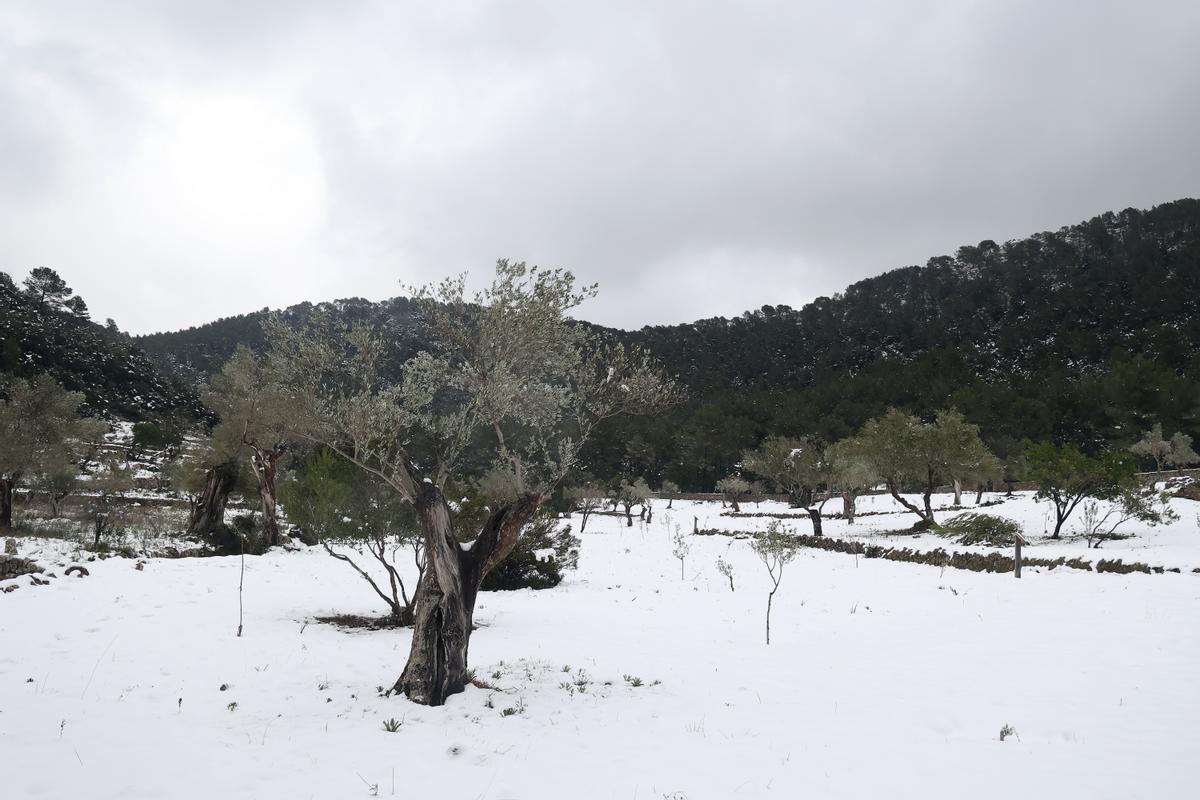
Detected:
[
  {"left": 716, "top": 555, "right": 735, "bottom": 591},
  {"left": 752, "top": 521, "right": 798, "bottom": 645},
  {"left": 671, "top": 523, "right": 691, "bottom": 579}
]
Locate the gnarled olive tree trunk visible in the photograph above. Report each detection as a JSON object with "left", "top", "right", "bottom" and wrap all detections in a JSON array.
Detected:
[
  {"left": 393, "top": 485, "right": 540, "bottom": 706},
  {"left": 190, "top": 464, "right": 235, "bottom": 538},
  {"left": 842, "top": 490, "right": 857, "bottom": 524},
  {"left": 249, "top": 448, "right": 281, "bottom": 547}
]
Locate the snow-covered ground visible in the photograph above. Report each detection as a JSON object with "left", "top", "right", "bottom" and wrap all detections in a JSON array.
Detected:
[
  {"left": 699, "top": 489, "right": 1200, "bottom": 570},
  {"left": 2, "top": 493, "right": 1198, "bottom": 799}
]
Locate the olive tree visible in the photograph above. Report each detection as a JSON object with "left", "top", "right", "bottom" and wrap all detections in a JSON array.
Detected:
[
  {"left": 282, "top": 447, "right": 422, "bottom": 624},
  {"left": 715, "top": 475, "right": 752, "bottom": 512},
  {"left": 825, "top": 436, "right": 878, "bottom": 524},
  {"left": 660, "top": 479, "right": 681, "bottom": 508},
  {"left": 1130, "top": 424, "right": 1199, "bottom": 472},
  {"left": 268, "top": 260, "right": 678, "bottom": 705},
  {"left": 175, "top": 433, "right": 247, "bottom": 550},
  {"left": 0, "top": 375, "right": 104, "bottom": 528},
  {"left": 1025, "top": 442, "right": 1139, "bottom": 539},
  {"left": 752, "top": 521, "right": 797, "bottom": 645},
  {"left": 742, "top": 435, "right": 829, "bottom": 534},
  {"left": 613, "top": 477, "right": 651, "bottom": 526},
  {"left": 565, "top": 483, "right": 604, "bottom": 532},
  {"left": 857, "top": 408, "right": 995, "bottom": 528},
  {"left": 203, "top": 347, "right": 298, "bottom": 548}
]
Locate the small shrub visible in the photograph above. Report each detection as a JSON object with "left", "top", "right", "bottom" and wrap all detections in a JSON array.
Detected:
[
  {"left": 623, "top": 674, "right": 644, "bottom": 687},
  {"left": 381, "top": 718, "right": 402, "bottom": 733},
  {"left": 939, "top": 513, "right": 1023, "bottom": 547},
  {"left": 999, "top": 724, "right": 1017, "bottom": 742},
  {"left": 715, "top": 556, "right": 735, "bottom": 591},
  {"left": 480, "top": 517, "right": 580, "bottom": 591}
]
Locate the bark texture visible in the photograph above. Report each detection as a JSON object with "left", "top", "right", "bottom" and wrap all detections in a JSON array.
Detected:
[
  {"left": 190, "top": 464, "right": 235, "bottom": 540},
  {"left": 393, "top": 486, "right": 540, "bottom": 705},
  {"left": 0, "top": 477, "right": 14, "bottom": 529},
  {"left": 842, "top": 490, "right": 857, "bottom": 524},
  {"left": 249, "top": 449, "right": 281, "bottom": 547},
  {"left": 807, "top": 507, "right": 823, "bottom": 536}
]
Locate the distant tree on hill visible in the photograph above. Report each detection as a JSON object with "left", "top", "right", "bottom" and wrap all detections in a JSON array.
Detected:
[
  {"left": 22, "top": 267, "right": 73, "bottom": 309},
  {"left": 63, "top": 296, "right": 90, "bottom": 319}
]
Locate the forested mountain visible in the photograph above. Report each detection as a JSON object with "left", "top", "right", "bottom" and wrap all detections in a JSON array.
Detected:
[
  {"left": 137, "top": 296, "right": 427, "bottom": 381},
  {"left": 586, "top": 198, "right": 1200, "bottom": 487},
  {"left": 0, "top": 272, "right": 200, "bottom": 419},
  {"left": 8, "top": 199, "right": 1198, "bottom": 489},
  {"left": 628, "top": 199, "right": 1199, "bottom": 394}
]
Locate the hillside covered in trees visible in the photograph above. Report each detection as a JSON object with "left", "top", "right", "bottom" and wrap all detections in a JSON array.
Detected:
[
  {"left": 0, "top": 270, "right": 200, "bottom": 419},
  {"left": 6, "top": 199, "right": 1198, "bottom": 489},
  {"left": 126, "top": 199, "right": 1200, "bottom": 489}
]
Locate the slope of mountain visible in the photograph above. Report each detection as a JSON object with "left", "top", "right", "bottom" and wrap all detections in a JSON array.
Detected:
[
  {"left": 103, "top": 198, "right": 1200, "bottom": 487},
  {"left": 0, "top": 276, "right": 201, "bottom": 419},
  {"left": 627, "top": 198, "right": 1200, "bottom": 394}
]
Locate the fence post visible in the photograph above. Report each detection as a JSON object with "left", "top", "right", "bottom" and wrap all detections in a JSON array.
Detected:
[{"left": 1014, "top": 533, "right": 1025, "bottom": 579}]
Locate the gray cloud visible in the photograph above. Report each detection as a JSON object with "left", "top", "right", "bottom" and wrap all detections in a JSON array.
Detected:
[{"left": 1, "top": 0, "right": 1198, "bottom": 334}]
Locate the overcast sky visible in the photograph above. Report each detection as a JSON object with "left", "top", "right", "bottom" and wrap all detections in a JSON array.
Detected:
[{"left": 2, "top": 1, "right": 1198, "bottom": 335}]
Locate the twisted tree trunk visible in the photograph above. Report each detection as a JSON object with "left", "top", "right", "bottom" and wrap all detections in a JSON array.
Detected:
[
  {"left": 393, "top": 485, "right": 540, "bottom": 706},
  {"left": 842, "top": 490, "right": 857, "bottom": 524},
  {"left": 190, "top": 464, "right": 235, "bottom": 538},
  {"left": 807, "top": 507, "right": 823, "bottom": 536},
  {"left": 250, "top": 449, "right": 281, "bottom": 547}
]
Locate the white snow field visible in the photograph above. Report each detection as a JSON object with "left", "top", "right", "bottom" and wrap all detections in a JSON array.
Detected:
[{"left": 2, "top": 493, "right": 1198, "bottom": 799}]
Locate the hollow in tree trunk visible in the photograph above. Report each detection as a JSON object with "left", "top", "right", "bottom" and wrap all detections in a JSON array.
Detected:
[
  {"left": 393, "top": 485, "right": 540, "bottom": 706},
  {"left": 190, "top": 464, "right": 235, "bottom": 539}
]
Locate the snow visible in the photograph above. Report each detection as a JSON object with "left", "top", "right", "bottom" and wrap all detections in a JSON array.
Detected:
[{"left": 2, "top": 493, "right": 1198, "bottom": 799}]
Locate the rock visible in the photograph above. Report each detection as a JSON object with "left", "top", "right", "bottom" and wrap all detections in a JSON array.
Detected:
[
  {"left": 0, "top": 554, "right": 41, "bottom": 581},
  {"left": 1172, "top": 482, "right": 1200, "bottom": 501},
  {"left": 4, "top": 538, "right": 16, "bottom": 555},
  {"left": 65, "top": 565, "right": 90, "bottom": 577}
]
